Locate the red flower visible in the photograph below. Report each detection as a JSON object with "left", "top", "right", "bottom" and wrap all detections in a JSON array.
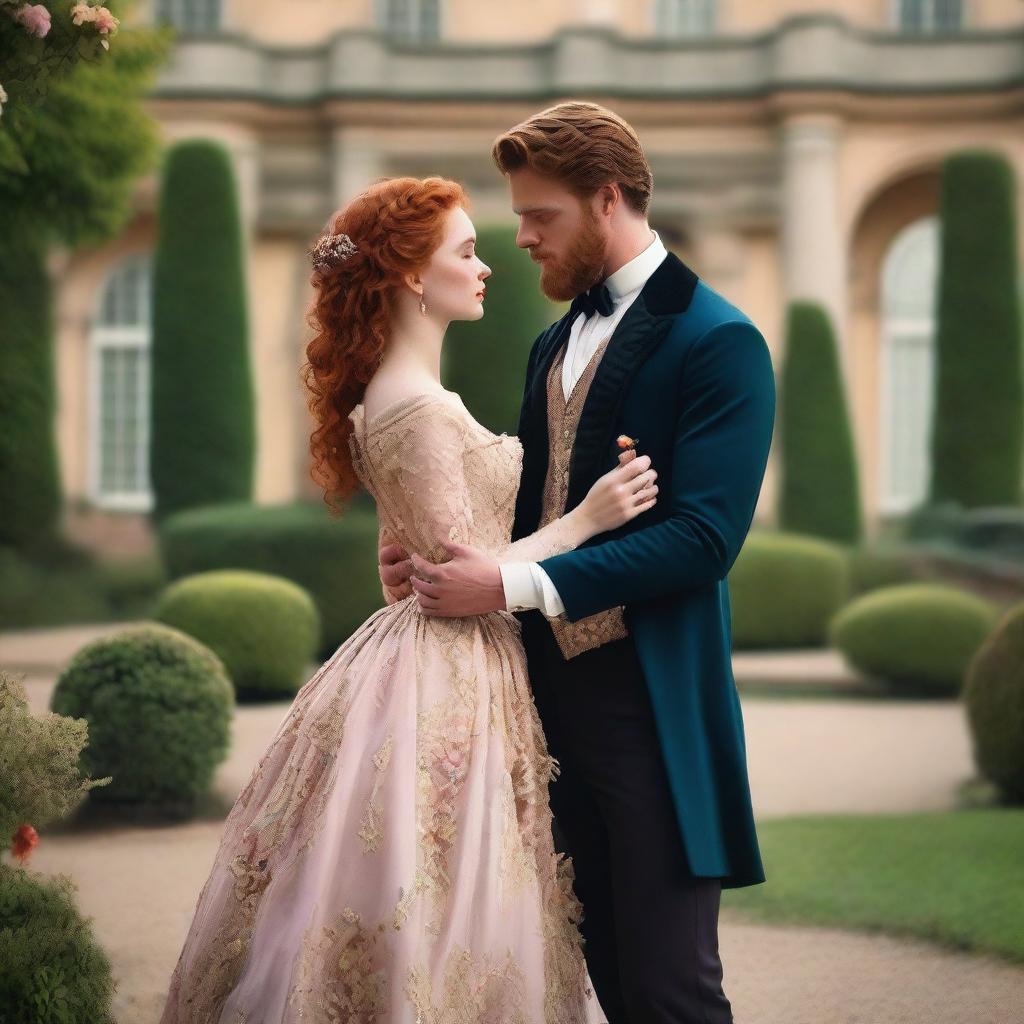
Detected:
[
  {"left": 11, "top": 823, "right": 38, "bottom": 863},
  {"left": 616, "top": 434, "right": 638, "bottom": 450}
]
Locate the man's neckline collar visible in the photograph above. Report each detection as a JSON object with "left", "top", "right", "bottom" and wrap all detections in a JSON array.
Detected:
[{"left": 604, "top": 230, "right": 668, "bottom": 302}]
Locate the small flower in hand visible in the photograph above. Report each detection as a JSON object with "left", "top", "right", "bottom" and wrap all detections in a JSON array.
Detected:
[{"left": 616, "top": 434, "right": 638, "bottom": 451}]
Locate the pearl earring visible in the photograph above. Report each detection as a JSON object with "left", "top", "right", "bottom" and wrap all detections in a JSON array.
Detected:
[{"left": 420, "top": 297, "right": 427, "bottom": 316}]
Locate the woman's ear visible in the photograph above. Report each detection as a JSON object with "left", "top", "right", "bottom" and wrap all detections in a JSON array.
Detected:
[{"left": 402, "top": 271, "right": 424, "bottom": 298}]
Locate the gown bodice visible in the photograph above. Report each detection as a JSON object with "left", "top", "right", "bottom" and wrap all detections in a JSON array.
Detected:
[{"left": 348, "top": 391, "right": 526, "bottom": 564}]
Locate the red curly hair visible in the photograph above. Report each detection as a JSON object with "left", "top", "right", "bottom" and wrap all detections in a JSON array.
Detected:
[{"left": 301, "top": 176, "right": 469, "bottom": 512}]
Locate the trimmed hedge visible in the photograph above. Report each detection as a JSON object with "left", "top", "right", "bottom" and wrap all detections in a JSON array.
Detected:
[
  {"left": 159, "top": 500, "right": 383, "bottom": 658},
  {"left": 930, "top": 150, "right": 1024, "bottom": 508},
  {"left": 777, "top": 302, "right": 862, "bottom": 544},
  {"left": 0, "top": 547, "right": 165, "bottom": 630},
  {"left": 50, "top": 623, "right": 233, "bottom": 812},
  {"left": 964, "top": 601, "right": 1024, "bottom": 802},
  {"left": 845, "top": 546, "right": 923, "bottom": 597},
  {"left": 0, "top": 864, "right": 115, "bottom": 1024},
  {"left": 830, "top": 583, "right": 998, "bottom": 695},
  {"left": 0, "top": 228, "right": 61, "bottom": 548},
  {"left": 155, "top": 569, "right": 320, "bottom": 699},
  {"left": 442, "top": 224, "right": 560, "bottom": 435},
  {"left": 728, "top": 531, "right": 849, "bottom": 648},
  {"left": 150, "top": 140, "right": 254, "bottom": 521}
]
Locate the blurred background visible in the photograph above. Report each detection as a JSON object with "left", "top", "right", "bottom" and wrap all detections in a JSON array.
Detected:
[{"left": 1, "top": 2, "right": 1023, "bottom": 1022}]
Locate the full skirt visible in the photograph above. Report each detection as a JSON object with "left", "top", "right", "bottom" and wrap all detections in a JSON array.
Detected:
[{"left": 159, "top": 597, "right": 600, "bottom": 1024}]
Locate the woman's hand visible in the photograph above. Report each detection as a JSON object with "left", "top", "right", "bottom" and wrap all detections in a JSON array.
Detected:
[
  {"left": 379, "top": 532, "right": 414, "bottom": 603},
  {"left": 575, "top": 448, "right": 658, "bottom": 536}
]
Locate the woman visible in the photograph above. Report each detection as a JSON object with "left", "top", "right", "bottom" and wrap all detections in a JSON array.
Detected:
[{"left": 159, "top": 176, "right": 659, "bottom": 1024}]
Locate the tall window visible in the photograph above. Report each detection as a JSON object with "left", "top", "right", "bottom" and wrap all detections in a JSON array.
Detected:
[
  {"left": 154, "top": 0, "right": 221, "bottom": 33},
  {"left": 655, "top": 0, "right": 716, "bottom": 37},
  {"left": 378, "top": 0, "right": 441, "bottom": 42},
  {"left": 90, "top": 255, "right": 153, "bottom": 510},
  {"left": 879, "top": 217, "right": 939, "bottom": 514},
  {"left": 895, "top": 0, "right": 963, "bottom": 34}
]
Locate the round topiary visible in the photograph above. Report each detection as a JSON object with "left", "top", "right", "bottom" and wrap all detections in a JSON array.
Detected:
[
  {"left": 727, "top": 531, "right": 849, "bottom": 648},
  {"left": 49, "top": 623, "right": 233, "bottom": 812},
  {"left": 154, "top": 569, "right": 320, "bottom": 699},
  {"left": 829, "top": 583, "right": 998, "bottom": 696},
  {"left": 0, "top": 864, "right": 115, "bottom": 1023},
  {"left": 964, "top": 601, "right": 1024, "bottom": 802}
]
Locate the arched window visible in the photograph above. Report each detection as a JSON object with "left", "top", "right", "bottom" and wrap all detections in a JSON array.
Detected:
[
  {"left": 89, "top": 255, "right": 153, "bottom": 510},
  {"left": 879, "top": 217, "right": 939, "bottom": 513},
  {"left": 654, "top": 0, "right": 716, "bottom": 37},
  {"left": 154, "top": 0, "right": 221, "bottom": 33},
  {"left": 377, "top": 0, "right": 441, "bottom": 42},
  {"left": 895, "top": 0, "right": 963, "bottom": 34}
]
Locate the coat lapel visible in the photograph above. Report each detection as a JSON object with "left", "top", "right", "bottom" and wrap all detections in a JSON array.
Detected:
[
  {"left": 566, "top": 252, "right": 699, "bottom": 510},
  {"left": 513, "top": 251, "right": 700, "bottom": 537}
]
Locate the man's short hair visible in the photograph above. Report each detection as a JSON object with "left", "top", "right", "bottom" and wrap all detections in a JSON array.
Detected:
[{"left": 492, "top": 101, "right": 654, "bottom": 215}]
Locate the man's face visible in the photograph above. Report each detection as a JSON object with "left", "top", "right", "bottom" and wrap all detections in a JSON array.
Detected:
[{"left": 508, "top": 166, "right": 608, "bottom": 302}]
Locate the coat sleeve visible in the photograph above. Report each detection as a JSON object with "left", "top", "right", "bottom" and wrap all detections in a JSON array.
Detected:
[{"left": 537, "top": 319, "right": 776, "bottom": 621}]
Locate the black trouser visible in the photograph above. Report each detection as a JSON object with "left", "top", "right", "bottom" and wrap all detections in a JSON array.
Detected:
[{"left": 527, "top": 624, "right": 733, "bottom": 1024}]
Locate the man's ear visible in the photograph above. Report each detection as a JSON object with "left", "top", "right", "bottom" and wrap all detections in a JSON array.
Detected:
[{"left": 596, "top": 183, "right": 620, "bottom": 218}]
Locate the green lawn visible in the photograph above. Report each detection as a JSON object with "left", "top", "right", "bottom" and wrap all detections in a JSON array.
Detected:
[{"left": 723, "top": 810, "right": 1024, "bottom": 963}]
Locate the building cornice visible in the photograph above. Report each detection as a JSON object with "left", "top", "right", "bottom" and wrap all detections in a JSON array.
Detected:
[{"left": 150, "top": 16, "right": 1024, "bottom": 108}]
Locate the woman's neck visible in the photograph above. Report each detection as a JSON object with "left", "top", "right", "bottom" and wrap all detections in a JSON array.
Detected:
[{"left": 376, "top": 308, "right": 447, "bottom": 387}]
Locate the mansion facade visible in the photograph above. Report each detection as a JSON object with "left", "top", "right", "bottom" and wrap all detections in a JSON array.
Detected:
[{"left": 54, "top": 0, "right": 1024, "bottom": 551}]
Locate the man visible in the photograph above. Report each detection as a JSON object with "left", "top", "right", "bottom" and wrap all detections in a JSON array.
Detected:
[{"left": 379, "top": 101, "right": 775, "bottom": 1023}]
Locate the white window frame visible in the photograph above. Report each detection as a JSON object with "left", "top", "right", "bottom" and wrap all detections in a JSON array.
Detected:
[
  {"left": 154, "top": 0, "right": 222, "bottom": 34},
  {"left": 88, "top": 255, "right": 154, "bottom": 512},
  {"left": 376, "top": 0, "right": 443, "bottom": 43},
  {"left": 891, "top": 0, "right": 966, "bottom": 34},
  {"left": 653, "top": 0, "right": 717, "bottom": 38},
  {"left": 878, "top": 217, "right": 940, "bottom": 515}
]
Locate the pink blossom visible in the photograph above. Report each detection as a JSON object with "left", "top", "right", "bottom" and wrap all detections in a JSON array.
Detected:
[
  {"left": 15, "top": 4, "right": 52, "bottom": 37},
  {"left": 93, "top": 6, "right": 118, "bottom": 33}
]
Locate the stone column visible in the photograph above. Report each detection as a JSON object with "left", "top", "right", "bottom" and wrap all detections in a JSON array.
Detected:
[
  {"left": 692, "top": 222, "right": 747, "bottom": 306},
  {"left": 780, "top": 113, "right": 847, "bottom": 364},
  {"left": 330, "top": 127, "right": 384, "bottom": 210}
]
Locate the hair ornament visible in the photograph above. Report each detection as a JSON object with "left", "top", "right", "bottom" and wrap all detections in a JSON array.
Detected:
[{"left": 309, "top": 231, "right": 359, "bottom": 273}]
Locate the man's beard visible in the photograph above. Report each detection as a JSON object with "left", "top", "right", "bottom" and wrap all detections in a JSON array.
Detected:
[{"left": 538, "top": 209, "right": 606, "bottom": 302}]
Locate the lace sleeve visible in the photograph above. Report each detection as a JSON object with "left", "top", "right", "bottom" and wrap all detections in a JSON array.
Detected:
[
  {"left": 386, "top": 403, "right": 477, "bottom": 566},
  {"left": 493, "top": 506, "right": 590, "bottom": 564}
]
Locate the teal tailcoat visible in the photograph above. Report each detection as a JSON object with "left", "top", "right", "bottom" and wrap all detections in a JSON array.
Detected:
[{"left": 511, "top": 253, "right": 775, "bottom": 889}]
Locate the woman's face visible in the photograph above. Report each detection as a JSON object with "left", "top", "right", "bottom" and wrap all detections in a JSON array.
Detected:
[{"left": 417, "top": 206, "right": 492, "bottom": 323}]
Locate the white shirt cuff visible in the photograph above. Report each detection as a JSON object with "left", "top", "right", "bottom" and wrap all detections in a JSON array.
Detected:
[{"left": 499, "top": 562, "right": 566, "bottom": 618}]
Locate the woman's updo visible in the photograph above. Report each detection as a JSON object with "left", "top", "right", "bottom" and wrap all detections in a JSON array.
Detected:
[{"left": 301, "top": 176, "right": 468, "bottom": 511}]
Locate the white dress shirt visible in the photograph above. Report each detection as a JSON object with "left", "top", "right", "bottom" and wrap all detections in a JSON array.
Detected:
[{"left": 500, "top": 230, "right": 668, "bottom": 617}]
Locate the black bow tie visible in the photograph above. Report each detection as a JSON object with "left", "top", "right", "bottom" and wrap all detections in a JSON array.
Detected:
[{"left": 573, "top": 282, "right": 615, "bottom": 320}]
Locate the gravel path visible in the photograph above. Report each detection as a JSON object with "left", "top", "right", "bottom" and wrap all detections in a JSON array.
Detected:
[{"left": 4, "top": 625, "right": 1020, "bottom": 1023}]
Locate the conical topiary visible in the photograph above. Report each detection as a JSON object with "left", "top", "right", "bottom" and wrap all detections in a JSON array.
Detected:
[
  {"left": 0, "top": 229, "right": 61, "bottom": 548},
  {"left": 150, "top": 139, "right": 255, "bottom": 521},
  {"left": 929, "top": 150, "right": 1024, "bottom": 508},
  {"left": 777, "top": 302, "right": 862, "bottom": 543}
]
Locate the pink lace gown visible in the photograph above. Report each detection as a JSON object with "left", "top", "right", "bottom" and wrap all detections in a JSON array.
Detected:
[{"left": 160, "top": 391, "right": 607, "bottom": 1024}]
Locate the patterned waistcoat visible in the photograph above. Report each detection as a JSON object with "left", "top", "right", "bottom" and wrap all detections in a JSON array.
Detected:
[{"left": 539, "top": 334, "right": 629, "bottom": 660}]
